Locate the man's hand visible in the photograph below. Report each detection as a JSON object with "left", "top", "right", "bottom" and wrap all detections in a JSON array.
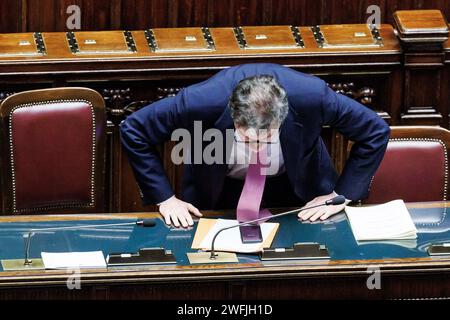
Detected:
[
  {"left": 298, "top": 191, "right": 350, "bottom": 222},
  {"left": 158, "top": 196, "right": 202, "bottom": 228}
]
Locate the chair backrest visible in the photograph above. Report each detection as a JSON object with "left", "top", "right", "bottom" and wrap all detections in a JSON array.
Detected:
[
  {"left": 0, "top": 88, "right": 106, "bottom": 214},
  {"left": 365, "top": 126, "right": 450, "bottom": 204}
]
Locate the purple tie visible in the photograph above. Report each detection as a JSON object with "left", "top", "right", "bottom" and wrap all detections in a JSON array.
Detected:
[{"left": 236, "top": 148, "right": 272, "bottom": 224}]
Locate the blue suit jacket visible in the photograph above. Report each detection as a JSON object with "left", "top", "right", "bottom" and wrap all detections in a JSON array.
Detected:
[{"left": 120, "top": 63, "right": 390, "bottom": 209}]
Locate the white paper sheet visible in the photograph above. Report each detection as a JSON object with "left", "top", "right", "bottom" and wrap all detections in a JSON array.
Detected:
[
  {"left": 345, "top": 199, "right": 417, "bottom": 241},
  {"left": 41, "top": 251, "right": 107, "bottom": 269},
  {"left": 199, "top": 219, "right": 278, "bottom": 253}
]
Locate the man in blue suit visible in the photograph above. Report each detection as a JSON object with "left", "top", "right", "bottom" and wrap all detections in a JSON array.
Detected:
[{"left": 121, "top": 63, "right": 390, "bottom": 228}]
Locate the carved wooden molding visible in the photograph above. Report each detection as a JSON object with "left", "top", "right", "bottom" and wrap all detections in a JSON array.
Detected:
[
  {"left": 156, "top": 87, "right": 182, "bottom": 100},
  {"left": 102, "top": 88, "right": 133, "bottom": 122}
]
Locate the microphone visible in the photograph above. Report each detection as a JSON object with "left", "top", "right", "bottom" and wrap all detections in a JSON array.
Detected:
[
  {"left": 209, "top": 195, "right": 346, "bottom": 260},
  {"left": 23, "top": 219, "right": 156, "bottom": 266},
  {"left": 325, "top": 195, "right": 346, "bottom": 206},
  {"left": 136, "top": 219, "right": 157, "bottom": 227}
]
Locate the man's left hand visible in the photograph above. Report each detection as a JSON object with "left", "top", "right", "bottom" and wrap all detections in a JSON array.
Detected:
[{"left": 298, "top": 191, "right": 351, "bottom": 222}]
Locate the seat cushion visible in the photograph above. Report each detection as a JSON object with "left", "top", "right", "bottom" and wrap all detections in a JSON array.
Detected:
[
  {"left": 10, "top": 101, "right": 94, "bottom": 212},
  {"left": 366, "top": 140, "right": 447, "bottom": 204}
]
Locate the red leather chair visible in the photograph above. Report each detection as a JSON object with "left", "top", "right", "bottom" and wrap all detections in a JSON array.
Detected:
[
  {"left": 0, "top": 88, "right": 106, "bottom": 214},
  {"left": 365, "top": 126, "right": 450, "bottom": 204}
]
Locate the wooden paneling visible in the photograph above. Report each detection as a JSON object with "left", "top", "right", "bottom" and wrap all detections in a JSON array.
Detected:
[
  {"left": 394, "top": 10, "right": 449, "bottom": 126},
  {"left": 25, "top": 0, "right": 59, "bottom": 32},
  {"left": 0, "top": 0, "right": 24, "bottom": 33},
  {"left": 2, "top": 0, "right": 450, "bottom": 33}
]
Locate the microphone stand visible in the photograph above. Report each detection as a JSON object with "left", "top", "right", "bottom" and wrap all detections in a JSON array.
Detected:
[{"left": 210, "top": 196, "right": 346, "bottom": 260}]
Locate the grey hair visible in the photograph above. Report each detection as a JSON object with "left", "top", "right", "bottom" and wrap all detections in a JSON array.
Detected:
[{"left": 228, "top": 75, "right": 289, "bottom": 130}]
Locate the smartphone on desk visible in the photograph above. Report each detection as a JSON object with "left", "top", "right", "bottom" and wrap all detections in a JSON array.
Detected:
[{"left": 239, "top": 225, "right": 263, "bottom": 243}]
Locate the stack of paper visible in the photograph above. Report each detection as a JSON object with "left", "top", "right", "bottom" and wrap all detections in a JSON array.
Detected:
[
  {"left": 192, "top": 218, "right": 279, "bottom": 253},
  {"left": 345, "top": 199, "right": 417, "bottom": 241}
]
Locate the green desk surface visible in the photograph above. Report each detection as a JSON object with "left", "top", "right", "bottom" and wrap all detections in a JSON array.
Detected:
[{"left": 0, "top": 202, "right": 449, "bottom": 271}]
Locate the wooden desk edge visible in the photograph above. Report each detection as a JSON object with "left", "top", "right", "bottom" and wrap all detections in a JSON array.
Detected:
[{"left": 1, "top": 256, "right": 450, "bottom": 288}]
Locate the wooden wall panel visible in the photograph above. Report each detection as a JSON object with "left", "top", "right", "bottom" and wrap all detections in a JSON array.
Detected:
[
  {"left": 81, "top": 0, "right": 121, "bottom": 31},
  {"left": 172, "top": 0, "right": 209, "bottom": 27},
  {"left": 322, "top": 0, "right": 385, "bottom": 24},
  {"left": 0, "top": 0, "right": 23, "bottom": 33},
  {"left": 25, "top": 0, "right": 58, "bottom": 32},
  {"left": 120, "top": 0, "right": 155, "bottom": 29},
  {"left": 3, "top": 0, "right": 450, "bottom": 33},
  {"left": 205, "top": 0, "right": 237, "bottom": 27}
]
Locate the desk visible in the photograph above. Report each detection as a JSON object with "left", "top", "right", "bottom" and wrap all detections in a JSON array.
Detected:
[{"left": 0, "top": 202, "right": 449, "bottom": 300}]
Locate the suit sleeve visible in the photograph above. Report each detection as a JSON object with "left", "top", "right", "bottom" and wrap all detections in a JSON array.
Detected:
[
  {"left": 320, "top": 84, "right": 390, "bottom": 201},
  {"left": 120, "top": 93, "right": 189, "bottom": 205}
]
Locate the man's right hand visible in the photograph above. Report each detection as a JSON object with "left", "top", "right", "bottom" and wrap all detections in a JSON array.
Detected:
[{"left": 158, "top": 196, "right": 202, "bottom": 228}]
